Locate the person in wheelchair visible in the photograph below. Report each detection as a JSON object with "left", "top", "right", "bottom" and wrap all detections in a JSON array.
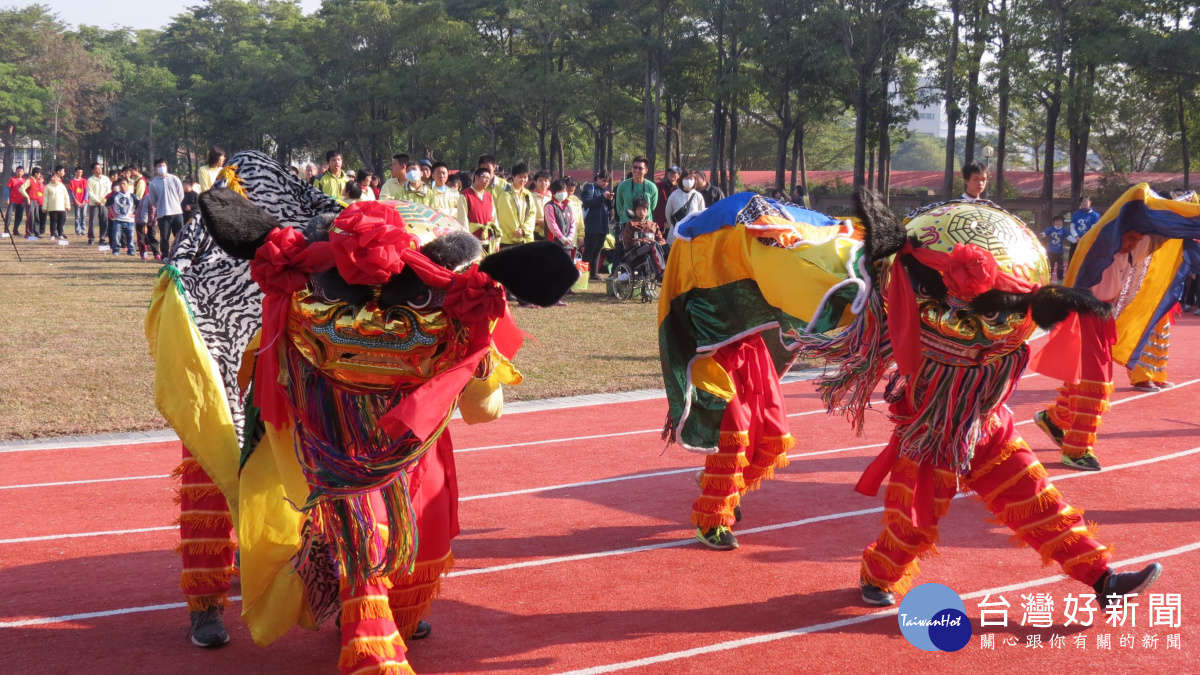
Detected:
[{"left": 620, "top": 198, "right": 667, "bottom": 279}]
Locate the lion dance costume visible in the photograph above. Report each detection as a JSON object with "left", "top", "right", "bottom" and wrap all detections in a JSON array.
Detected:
[
  {"left": 659, "top": 193, "right": 871, "bottom": 549},
  {"left": 1037, "top": 185, "right": 1200, "bottom": 470},
  {"left": 797, "top": 191, "right": 1162, "bottom": 606},
  {"left": 146, "top": 152, "right": 575, "bottom": 673}
]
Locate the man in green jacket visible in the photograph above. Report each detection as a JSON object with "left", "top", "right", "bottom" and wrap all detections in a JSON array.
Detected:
[
  {"left": 614, "top": 156, "right": 658, "bottom": 226},
  {"left": 312, "top": 150, "right": 350, "bottom": 200}
]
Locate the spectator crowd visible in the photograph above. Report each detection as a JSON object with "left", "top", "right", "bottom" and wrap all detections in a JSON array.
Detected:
[{"left": 0, "top": 149, "right": 742, "bottom": 295}]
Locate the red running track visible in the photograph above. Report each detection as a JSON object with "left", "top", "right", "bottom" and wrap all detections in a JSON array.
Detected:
[{"left": 2, "top": 322, "right": 1199, "bottom": 673}]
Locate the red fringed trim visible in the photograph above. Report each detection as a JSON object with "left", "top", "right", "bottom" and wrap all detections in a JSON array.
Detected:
[
  {"left": 170, "top": 458, "right": 205, "bottom": 481},
  {"left": 963, "top": 438, "right": 1026, "bottom": 489},
  {"left": 176, "top": 510, "right": 233, "bottom": 529},
  {"left": 882, "top": 508, "right": 941, "bottom": 545},
  {"left": 1006, "top": 506, "right": 1084, "bottom": 547},
  {"left": 338, "top": 632, "right": 403, "bottom": 669},
  {"left": 1073, "top": 379, "right": 1115, "bottom": 396},
  {"left": 760, "top": 434, "right": 796, "bottom": 454},
  {"left": 861, "top": 544, "right": 921, "bottom": 596},
  {"left": 180, "top": 567, "right": 235, "bottom": 591},
  {"left": 346, "top": 662, "right": 415, "bottom": 675},
  {"left": 175, "top": 539, "right": 238, "bottom": 555},
  {"left": 184, "top": 593, "right": 227, "bottom": 612},
  {"left": 718, "top": 430, "right": 750, "bottom": 448},
  {"left": 1062, "top": 544, "right": 1113, "bottom": 579},
  {"left": 699, "top": 473, "right": 746, "bottom": 492},
  {"left": 341, "top": 595, "right": 393, "bottom": 624},
  {"left": 704, "top": 451, "right": 749, "bottom": 470},
  {"left": 980, "top": 462, "right": 1049, "bottom": 504},
  {"left": 879, "top": 525, "right": 940, "bottom": 558},
  {"left": 991, "top": 485, "right": 1063, "bottom": 522},
  {"left": 1037, "top": 523, "right": 1101, "bottom": 566},
  {"left": 176, "top": 484, "right": 222, "bottom": 500}
]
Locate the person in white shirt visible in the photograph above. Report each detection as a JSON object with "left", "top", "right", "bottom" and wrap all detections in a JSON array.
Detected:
[
  {"left": 355, "top": 170, "right": 377, "bottom": 201},
  {"left": 86, "top": 163, "right": 112, "bottom": 245},
  {"left": 960, "top": 162, "right": 988, "bottom": 201},
  {"left": 43, "top": 166, "right": 71, "bottom": 242},
  {"left": 664, "top": 169, "right": 707, "bottom": 243}
]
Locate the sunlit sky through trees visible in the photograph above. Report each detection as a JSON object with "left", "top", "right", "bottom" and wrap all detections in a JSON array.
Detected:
[{"left": 15, "top": 0, "right": 323, "bottom": 30}]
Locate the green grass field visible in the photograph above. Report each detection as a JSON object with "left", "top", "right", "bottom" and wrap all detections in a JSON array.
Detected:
[{"left": 0, "top": 234, "right": 660, "bottom": 440}]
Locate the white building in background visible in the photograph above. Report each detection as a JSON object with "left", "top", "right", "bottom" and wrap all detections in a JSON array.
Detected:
[
  {"left": 903, "top": 76, "right": 996, "bottom": 140},
  {"left": 907, "top": 77, "right": 948, "bottom": 138}
]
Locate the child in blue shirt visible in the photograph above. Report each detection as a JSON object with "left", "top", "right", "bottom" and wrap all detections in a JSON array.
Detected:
[
  {"left": 1042, "top": 215, "right": 1067, "bottom": 281},
  {"left": 1068, "top": 196, "right": 1100, "bottom": 263}
]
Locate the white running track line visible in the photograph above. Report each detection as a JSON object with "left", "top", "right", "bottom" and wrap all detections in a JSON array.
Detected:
[
  {"left": 0, "top": 596, "right": 243, "bottom": 629},
  {"left": 2, "top": 444, "right": 1196, "bottom": 627},
  {"left": 2, "top": 375, "right": 1182, "bottom": 496},
  {"left": 0, "top": 526, "right": 175, "bottom": 545},
  {"left": 446, "top": 444, "right": 1200, "bottom": 577},
  {"left": 456, "top": 372, "right": 1049, "bottom": 453},
  {"left": 549, "top": 540, "right": 1200, "bottom": 675},
  {"left": 0, "top": 475, "right": 169, "bottom": 491}
]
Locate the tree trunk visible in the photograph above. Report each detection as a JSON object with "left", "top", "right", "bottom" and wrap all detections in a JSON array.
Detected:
[
  {"left": 963, "top": 0, "right": 987, "bottom": 166},
  {"left": 644, "top": 42, "right": 657, "bottom": 175},
  {"left": 942, "top": 0, "right": 961, "bottom": 198},
  {"left": 1180, "top": 82, "right": 1191, "bottom": 191},
  {"left": 728, "top": 106, "right": 739, "bottom": 193},
  {"left": 1066, "top": 62, "right": 1094, "bottom": 206},
  {"left": 867, "top": 139, "right": 876, "bottom": 189},
  {"left": 1041, "top": 5, "right": 1066, "bottom": 227},
  {"left": 774, "top": 123, "right": 789, "bottom": 192},
  {"left": 798, "top": 121, "right": 808, "bottom": 195},
  {"left": 877, "top": 124, "right": 892, "bottom": 198},
  {"left": 852, "top": 67, "right": 869, "bottom": 190},
  {"left": 790, "top": 122, "right": 801, "bottom": 191},
  {"left": 994, "top": 0, "right": 1010, "bottom": 203},
  {"left": 550, "top": 128, "right": 558, "bottom": 177}
]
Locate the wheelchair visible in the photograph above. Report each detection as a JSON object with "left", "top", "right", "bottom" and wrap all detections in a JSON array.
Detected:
[{"left": 611, "top": 233, "right": 663, "bottom": 303}]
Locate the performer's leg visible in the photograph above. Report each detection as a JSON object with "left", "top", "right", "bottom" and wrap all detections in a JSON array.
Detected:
[
  {"left": 173, "top": 444, "right": 235, "bottom": 647},
  {"left": 341, "top": 490, "right": 415, "bottom": 675},
  {"left": 1038, "top": 314, "right": 1113, "bottom": 470},
  {"left": 388, "top": 432, "right": 457, "bottom": 641},
  {"left": 690, "top": 401, "right": 750, "bottom": 536},
  {"left": 860, "top": 457, "right": 957, "bottom": 601},
  {"left": 738, "top": 335, "right": 794, "bottom": 493},
  {"left": 1129, "top": 317, "right": 1170, "bottom": 387},
  {"left": 339, "top": 578, "right": 414, "bottom": 675},
  {"left": 964, "top": 432, "right": 1111, "bottom": 586}
]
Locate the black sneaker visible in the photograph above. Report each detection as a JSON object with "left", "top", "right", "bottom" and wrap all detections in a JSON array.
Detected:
[
  {"left": 734, "top": 505, "right": 742, "bottom": 523},
  {"left": 1034, "top": 411, "right": 1064, "bottom": 449},
  {"left": 861, "top": 582, "right": 896, "bottom": 606},
  {"left": 410, "top": 620, "right": 432, "bottom": 640},
  {"left": 1061, "top": 452, "right": 1102, "bottom": 471},
  {"left": 189, "top": 607, "right": 230, "bottom": 648},
  {"left": 1093, "top": 563, "right": 1163, "bottom": 608},
  {"left": 695, "top": 526, "right": 738, "bottom": 550}
]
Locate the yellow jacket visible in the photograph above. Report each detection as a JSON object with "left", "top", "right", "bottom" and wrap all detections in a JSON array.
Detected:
[{"left": 496, "top": 186, "right": 536, "bottom": 245}]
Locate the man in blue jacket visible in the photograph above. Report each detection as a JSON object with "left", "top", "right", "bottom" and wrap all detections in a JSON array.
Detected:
[
  {"left": 1069, "top": 196, "right": 1100, "bottom": 263},
  {"left": 580, "top": 171, "right": 614, "bottom": 281}
]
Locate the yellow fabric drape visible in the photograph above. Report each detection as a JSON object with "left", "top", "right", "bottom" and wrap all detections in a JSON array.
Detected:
[
  {"left": 145, "top": 272, "right": 242, "bottom": 523},
  {"left": 658, "top": 221, "right": 859, "bottom": 330},
  {"left": 1065, "top": 184, "right": 1198, "bottom": 366}
]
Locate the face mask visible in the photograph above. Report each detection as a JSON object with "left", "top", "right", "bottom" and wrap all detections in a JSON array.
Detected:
[
  {"left": 156, "top": 166, "right": 167, "bottom": 176},
  {"left": 554, "top": 191, "right": 568, "bottom": 202},
  {"left": 406, "top": 169, "right": 421, "bottom": 183},
  {"left": 682, "top": 179, "right": 695, "bottom": 189},
  {"left": 436, "top": 184, "right": 447, "bottom": 192}
]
